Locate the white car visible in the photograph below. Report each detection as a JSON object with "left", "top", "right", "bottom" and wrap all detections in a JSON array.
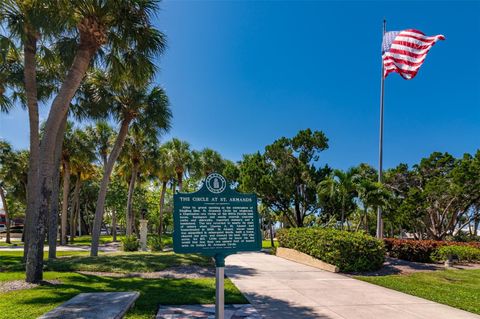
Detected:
[{"left": 0, "top": 224, "right": 6, "bottom": 233}]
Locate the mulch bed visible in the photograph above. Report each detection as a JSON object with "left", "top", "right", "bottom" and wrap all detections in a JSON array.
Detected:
[
  {"left": 0, "top": 279, "right": 61, "bottom": 293},
  {"left": 78, "top": 265, "right": 215, "bottom": 279}
]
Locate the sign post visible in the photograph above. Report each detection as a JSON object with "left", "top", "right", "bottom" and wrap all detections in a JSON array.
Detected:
[
  {"left": 214, "top": 255, "right": 225, "bottom": 319},
  {"left": 173, "top": 173, "right": 261, "bottom": 319}
]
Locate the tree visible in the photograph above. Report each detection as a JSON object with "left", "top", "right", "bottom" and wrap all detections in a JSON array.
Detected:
[
  {"left": 86, "top": 121, "right": 114, "bottom": 170},
  {"left": 164, "top": 139, "right": 192, "bottom": 192},
  {"left": 59, "top": 122, "right": 74, "bottom": 246},
  {"left": 318, "top": 168, "right": 357, "bottom": 229},
  {"left": 0, "top": 140, "right": 15, "bottom": 243},
  {"left": 239, "top": 129, "right": 330, "bottom": 227},
  {"left": 68, "top": 128, "right": 96, "bottom": 243},
  {"left": 0, "top": 141, "right": 29, "bottom": 244},
  {"left": 151, "top": 146, "right": 175, "bottom": 238},
  {"left": 119, "top": 126, "right": 159, "bottom": 235},
  {"left": 392, "top": 152, "right": 480, "bottom": 240},
  {"left": 191, "top": 148, "right": 225, "bottom": 180},
  {"left": 222, "top": 160, "right": 240, "bottom": 186},
  {"left": 105, "top": 173, "right": 128, "bottom": 241},
  {"left": 88, "top": 79, "right": 171, "bottom": 256}
]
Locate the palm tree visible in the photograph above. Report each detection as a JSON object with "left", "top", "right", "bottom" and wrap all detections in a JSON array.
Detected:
[
  {"left": 318, "top": 169, "right": 356, "bottom": 229},
  {"left": 119, "top": 126, "right": 159, "bottom": 235},
  {"left": 88, "top": 78, "right": 171, "bottom": 256},
  {"left": 192, "top": 148, "right": 225, "bottom": 180},
  {"left": 68, "top": 128, "right": 96, "bottom": 243},
  {"left": 59, "top": 122, "right": 74, "bottom": 246},
  {"left": 164, "top": 139, "right": 192, "bottom": 192},
  {"left": 151, "top": 146, "right": 175, "bottom": 239},
  {"left": 86, "top": 121, "right": 114, "bottom": 170}
]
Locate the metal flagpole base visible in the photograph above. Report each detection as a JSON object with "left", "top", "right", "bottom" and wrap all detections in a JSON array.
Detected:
[{"left": 215, "top": 255, "right": 225, "bottom": 319}]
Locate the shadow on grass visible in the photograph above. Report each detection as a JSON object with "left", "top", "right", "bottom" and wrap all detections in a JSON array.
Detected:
[
  {"left": 349, "top": 257, "right": 441, "bottom": 276},
  {"left": 45, "top": 252, "right": 213, "bottom": 273},
  {"left": 0, "top": 254, "right": 25, "bottom": 271}
]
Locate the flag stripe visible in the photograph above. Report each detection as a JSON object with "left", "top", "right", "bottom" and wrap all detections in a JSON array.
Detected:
[
  {"left": 383, "top": 52, "right": 427, "bottom": 64},
  {"left": 389, "top": 46, "right": 432, "bottom": 58},
  {"left": 382, "top": 29, "right": 444, "bottom": 80}
]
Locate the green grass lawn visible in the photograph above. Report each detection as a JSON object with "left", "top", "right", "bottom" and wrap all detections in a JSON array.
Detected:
[
  {"left": 0, "top": 240, "right": 23, "bottom": 247},
  {"left": 0, "top": 250, "right": 211, "bottom": 273},
  {"left": 70, "top": 235, "right": 120, "bottom": 246},
  {"left": 356, "top": 269, "right": 480, "bottom": 315},
  {"left": 0, "top": 249, "right": 244, "bottom": 318},
  {"left": 0, "top": 251, "right": 89, "bottom": 271},
  {"left": 0, "top": 272, "right": 246, "bottom": 319},
  {"left": 262, "top": 239, "right": 277, "bottom": 249},
  {"left": 0, "top": 234, "right": 174, "bottom": 247},
  {"left": 71, "top": 234, "right": 174, "bottom": 247},
  {"left": 46, "top": 252, "right": 212, "bottom": 273}
]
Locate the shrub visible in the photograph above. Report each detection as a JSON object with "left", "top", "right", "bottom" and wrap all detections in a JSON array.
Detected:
[
  {"left": 148, "top": 235, "right": 163, "bottom": 252},
  {"left": 121, "top": 235, "right": 139, "bottom": 252},
  {"left": 277, "top": 228, "right": 385, "bottom": 272},
  {"left": 384, "top": 238, "right": 480, "bottom": 263},
  {"left": 431, "top": 245, "right": 480, "bottom": 263}
]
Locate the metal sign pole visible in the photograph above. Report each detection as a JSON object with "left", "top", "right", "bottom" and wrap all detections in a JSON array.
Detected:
[{"left": 215, "top": 254, "right": 225, "bottom": 319}]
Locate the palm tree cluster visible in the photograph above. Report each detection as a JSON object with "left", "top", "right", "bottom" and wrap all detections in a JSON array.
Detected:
[{"left": 0, "top": 0, "right": 172, "bottom": 282}]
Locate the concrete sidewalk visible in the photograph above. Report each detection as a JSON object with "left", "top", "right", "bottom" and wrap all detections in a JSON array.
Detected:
[{"left": 225, "top": 252, "right": 480, "bottom": 319}]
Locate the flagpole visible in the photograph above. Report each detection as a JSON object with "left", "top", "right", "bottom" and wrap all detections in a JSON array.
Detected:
[{"left": 376, "top": 19, "right": 386, "bottom": 239}]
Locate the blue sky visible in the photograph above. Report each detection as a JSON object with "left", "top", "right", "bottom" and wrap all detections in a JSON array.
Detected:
[{"left": 0, "top": 1, "right": 479, "bottom": 170}]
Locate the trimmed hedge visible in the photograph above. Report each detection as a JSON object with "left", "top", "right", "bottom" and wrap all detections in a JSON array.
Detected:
[
  {"left": 431, "top": 245, "right": 480, "bottom": 263},
  {"left": 384, "top": 238, "right": 480, "bottom": 263},
  {"left": 277, "top": 228, "right": 385, "bottom": 272}
]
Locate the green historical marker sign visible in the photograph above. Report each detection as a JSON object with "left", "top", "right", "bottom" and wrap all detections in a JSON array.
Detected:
[{"left": 173, "top": 173, "right": 262, "bottom": 259}]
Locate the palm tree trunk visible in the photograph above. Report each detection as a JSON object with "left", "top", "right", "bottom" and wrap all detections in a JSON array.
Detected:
[
  {"left": 23, "top": 32, "right": 40, "bottom": 262},
  {"left": 48, "top": 117, "right": 67, "bottom": 259},
  {"left": 60, "top": 161, "right": 70, "bottom": 245},
  {"left": 91, "top": 118, "right": 132, "bottom": 257},
  {"left": 158, "top": 181, "right": 167, "bottom": 237},
  {"left": 177, "top": 171, "right": 183, "bottom": 192},
  {"left": 70, "top": 176, "right": 81, "bottom": 243},
  {"left": 112, "top": 210, "right": 117, "bottom": 242},
  {"left": 0, "top": 186, "right": 11, "bottom": 244},
  {"left": 26, "top": 39, "right": 97, "bottom": 282},
  {"left": 126, "top": 163, "right": 139, "bottom": 236}
]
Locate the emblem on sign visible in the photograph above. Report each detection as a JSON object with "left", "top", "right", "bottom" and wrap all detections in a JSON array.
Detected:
[{"left": 205, "top": 173, "right": 227, "bottom": 194}]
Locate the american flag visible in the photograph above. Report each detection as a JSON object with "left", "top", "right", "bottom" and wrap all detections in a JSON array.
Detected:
[{"left": 382, "top": 29, "right": 445, "bottom": 80}]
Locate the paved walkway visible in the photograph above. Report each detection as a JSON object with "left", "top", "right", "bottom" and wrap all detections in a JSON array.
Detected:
[{"left": 225, "top": 252, "right": 480, "bottom": 319}]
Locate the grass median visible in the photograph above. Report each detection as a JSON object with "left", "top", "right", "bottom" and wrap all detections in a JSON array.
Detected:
[{"left": 356, "top": 269, "right": 480, "bottom": 315}]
